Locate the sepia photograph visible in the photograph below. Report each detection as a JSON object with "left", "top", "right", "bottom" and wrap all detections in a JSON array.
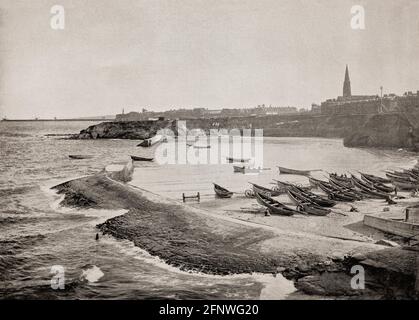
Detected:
[{"left": 1, "top": 0, "right": 419, "bottom": 312}]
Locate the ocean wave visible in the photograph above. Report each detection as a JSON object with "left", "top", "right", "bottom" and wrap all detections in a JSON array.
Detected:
[{"left": 99, "top": 235, "right": 295, "bottom": 299}]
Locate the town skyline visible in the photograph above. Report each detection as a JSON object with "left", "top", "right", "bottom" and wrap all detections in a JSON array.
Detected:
[{"left": 1, "top": 0, "right": 419, "bottom": 119}]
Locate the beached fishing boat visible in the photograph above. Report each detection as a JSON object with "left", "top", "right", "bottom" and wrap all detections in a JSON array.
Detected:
[
  {"left": 287, "top": 185, "right": 337, "bottom": 207},
  {"left": 329, "top": 173, "right": 352, "bottom": 185},
  {"left": 226, "top": 157, "right": 250, "bottom": 163},
  {"left": 69, "top": 154, "right": 94, "bottom": 160},
  {"left": 286, "top": 190, "right": 331, "bottom": 216},
  {"left": 130, "top": 155, "right": 154, "bottom": 162},
  {"left": 385, "top": 171, "right": 418, "bottom": 183},
  {"left": 359, "top": 173, "right": 394, "bottom": 193},
  {"left": 250, "top": 183, "right": 282, "bottom": 197},
  {"left": 277, "top": 166, "right": 314, "bottom": 176},
  {"left": 351, "top": 175, "right": 390, "bottom": 199},
  {"left": 329, "top": 175, "right": 353, "bottom": 188},
  {"left": 254, "top": 192, "right": 297, "bottom": 216},
  {"left": 297, "top": 203, "right": 331, "bottom": 216},
  {"left": 313, "top": 179, "right": 358, "bottom": 202},
  {"left": 391, "top": 180, "right": 419, "bottom": 190},
  {"left": 328, "top": 178, "right": 369, "bottom": 199},
  {"left": 358, "top": 172, "right": 391, "bottom": 184},
  {"left": 213, "top": 183, "right": 233, "bottom": 198}
]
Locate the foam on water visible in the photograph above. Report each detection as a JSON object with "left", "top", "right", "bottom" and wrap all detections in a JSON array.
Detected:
[
  {"left": 99, "top": 235, "right": 296, "bottom": 299},
  {"left": 81, "top": 265, "right": 105, "bottom": 283}
]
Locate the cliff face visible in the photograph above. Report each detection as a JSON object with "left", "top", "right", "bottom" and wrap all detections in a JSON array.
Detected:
[
  {"left": 343, "top": 113, "right": 417, "bottom": 149},
  {"left": 73, "top": 113, "right": 419, "bottom": 150}
]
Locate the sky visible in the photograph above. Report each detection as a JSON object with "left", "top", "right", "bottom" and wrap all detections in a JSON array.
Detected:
[{"left": 0, "top": 0, "right": 418, "bottom": 119}]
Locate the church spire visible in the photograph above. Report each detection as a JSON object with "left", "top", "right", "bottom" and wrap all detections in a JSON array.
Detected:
[{"left": 343, "top": 64, "right": 351, "bottom": 98}]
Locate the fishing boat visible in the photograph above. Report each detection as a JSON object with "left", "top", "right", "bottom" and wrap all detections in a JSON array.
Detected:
[
  {"left": 391, "top": 180, "right": 419, "bottom": 190},
  {"left": 233, "top": 165, "right": 245, "bottom": 173},
  {"left": 286, "top": 190, "right": 331, "bottom": 216},
  {"left": 277, "top": 166, "right": 314, "bottom": 176},
  {"left": 226, "top": 157, "right": 250, "bottom": 163},
  {"left": 233, "top": 166, "right": 261, "bottom": 174},
  {"left": 313, "top": 179, "right": 358, "bottom": 202},
  {"left": 137, "top": 134, "right": 163, "bottom": 147},
  {"left": 291, "top": 185, "right": 337, "bottom": 207},
  {"left": 250, "top": 183, "right": 282, "bottom": 197},
  {"left": 329, "top": 173, "right": 352, "bottom": 185},
  {"left": 274, "top": 180, "right": 313, "bottom": 192},
  {"left": 328, "top": 178, "right": 369, "bottom": 199},
  {"left": 385, "top": 171, "right": 418, "bottom": 183},
  {"left": 213, "top": 183, "right": 233, "bottom": 198},
  {"left": 329, "top": 175, "right": 353, "bottom": 188},
  {"left": 193, "top": 145, "right": 211, "bottom": 149},
  {"left": 358, "top": 172, "right": 391, "bottom": 184},
  {"left": 130, "top": 155, "right": 154, "bottom": 162},
  {"left": 68, "top": 154, "right": 94, "bottom": 160},
  {"left": 254, "top": 192, "right": 297, "bottom": 216},
  {"left": 359, "top": 173, "right": 394, "bottom": 193},
  {"left": 351, "top": 175, "right": 391, "bottom": 199}
]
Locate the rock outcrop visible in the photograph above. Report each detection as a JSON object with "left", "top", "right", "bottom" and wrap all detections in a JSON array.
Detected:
[{"left": 74, "top": 120, "right": 174, "bottom": 140}]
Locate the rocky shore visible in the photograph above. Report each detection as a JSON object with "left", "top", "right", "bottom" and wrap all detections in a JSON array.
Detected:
[
  {"left": 53, "top": 174, "right": 419, "bottom": 299},
  {"left": 71, "top": 111, "right": 419, "bottom": 150},
  {"left": 73, "top": 120, "right": 175, "bottom": 140}
]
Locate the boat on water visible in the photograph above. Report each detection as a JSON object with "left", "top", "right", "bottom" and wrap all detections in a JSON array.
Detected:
[
  {"left": 233, "top": 166, "right": 261, "bottom": 174},
  {"left": 277, "top": 166, "right": 314, "bottom": 176},
  {"left": 137, "top": 134, "right": 163, "bottom": 147},
  {"left": 286, "top": 190, "right": 331, "bottom": 216},
  {"left": 68, "top": 154, "right": 94, "bottom": 160},
  {"left": 130, "top": 155, "right": 154, "bottom": 162},
  {"left": 226, "top": 157, "right": 250, "bottom": 163},
  {"left": 254, "top": 192, "right": 298, "bottom": 216},
  {"left": 233, "top": 165, "right": 245, "bottom": 173},
  {"left": 213, "top": 183, "right": 233, "bottom": 198},
  {"left": 249, "top": 182, "right": 282, "bottom": 197},
  {"left": 193, "top": 144, "right": 211, "bottom": 149}
]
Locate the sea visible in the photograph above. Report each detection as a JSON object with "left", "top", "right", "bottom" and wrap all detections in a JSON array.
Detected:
[{"left": 0, "top": 120, "right": 417, "bottom": 299}]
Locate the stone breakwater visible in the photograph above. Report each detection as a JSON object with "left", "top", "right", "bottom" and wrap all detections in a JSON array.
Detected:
[
  {"left": 71, "top": 112, "right": 419, "bottom": 150},
  {"left": 52, "top": 174, "right": 419, "bottom": 298}
]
